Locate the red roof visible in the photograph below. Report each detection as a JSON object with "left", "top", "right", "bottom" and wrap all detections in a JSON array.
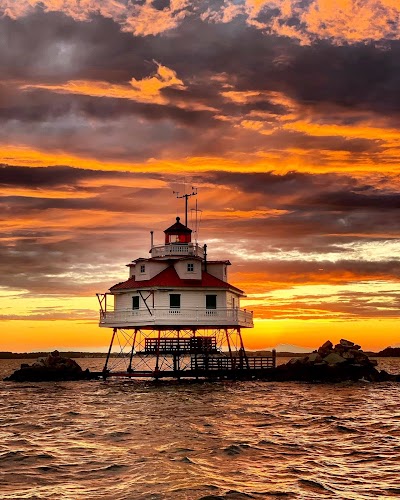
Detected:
[
  {"left": 110, "top": 266, "right": 243, "bottom": 294},
  {"left": 164, "top": 217, "right": 192, "bottom": 234}
]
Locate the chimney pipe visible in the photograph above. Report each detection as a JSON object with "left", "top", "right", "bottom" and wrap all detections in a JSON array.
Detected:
[
  {"left": 150, "top": 231, "right": 154, "bottom": 251},
  {"left": 203, "top": 243, "right": 207, "bottom": 273}
]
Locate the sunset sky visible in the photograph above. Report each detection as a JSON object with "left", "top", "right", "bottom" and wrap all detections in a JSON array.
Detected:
[{"left": 1, "top": 0, "right": 400, "bottom": 352}]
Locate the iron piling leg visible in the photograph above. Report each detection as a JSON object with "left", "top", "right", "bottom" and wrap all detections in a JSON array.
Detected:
[
  {"left": 128, "top": 329, "right": 138, "bottom": 374},
  {"left": 154, "top": 329, "right": 161, "bottom": 379},
  {"left": 225, "top": 328, "right": 234, "bottom": 371},
  {"left": 238, "top": 328, "right": 250, "bottom": 370},
  {"left": 103, "top": 327, "right": 116, "bottom": 379}
]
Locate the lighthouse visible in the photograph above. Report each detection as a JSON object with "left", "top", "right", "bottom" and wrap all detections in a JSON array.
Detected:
[{"left": 97, "top": 195, "right": 275, "bottom": 379}]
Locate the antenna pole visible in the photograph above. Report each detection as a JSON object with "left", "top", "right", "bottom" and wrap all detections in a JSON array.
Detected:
[{"left": 174, "top": 187, "right": 197, "bottom": 227}]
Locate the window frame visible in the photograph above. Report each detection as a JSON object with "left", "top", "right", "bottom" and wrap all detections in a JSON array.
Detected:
[
  {"left": 206, "top": 294, "right": 217, "bottom": 310},
  {"left": 169, "top": 293, "right": 181, "bottom": 309},
  {"left": 187, "top": 263, "right": 194, "bottom": 272},
  {"left": 132, "top": 296, "right": 140, "bottom": 310},
  {"left": 140, "top": 264, "right": 146, "bottom": 273}
]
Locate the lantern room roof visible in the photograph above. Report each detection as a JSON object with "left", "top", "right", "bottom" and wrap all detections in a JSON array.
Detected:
[
  {"left": 110, "top": 265, "right": 244, "bottom": 294},
  {"left": 164, "top": 217, "right": 192, "bottom": 234}
]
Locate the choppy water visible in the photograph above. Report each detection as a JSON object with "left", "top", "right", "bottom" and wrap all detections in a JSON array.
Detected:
[{"left": 1, "top": 358, "right": 400, "bottom": 500}]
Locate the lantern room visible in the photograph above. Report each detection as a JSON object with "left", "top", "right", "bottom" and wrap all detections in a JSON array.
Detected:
[{"left": 164, "top": 216, "right": 192, "bottom": 244}]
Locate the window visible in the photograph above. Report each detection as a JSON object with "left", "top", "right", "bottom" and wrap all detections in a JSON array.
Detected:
[
  {"left": 206, "top": 295, "right": 217, "bottom": 309},
  {"left": 170, "top": 294, "right": 181, "bottom": 308},
  {"left": 187, "top": 263, "right": 194, "bottom": 272},
  {"left": 132, "top": 296, "right": 139, "bottom": 310},
  {"left": 140, "top": 264, "right": 145, "bottom": 273}
]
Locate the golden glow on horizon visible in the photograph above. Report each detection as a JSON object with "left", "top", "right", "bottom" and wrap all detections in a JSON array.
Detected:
[{"left": 2, "top": 317, "right": 398, "bottom": 353}]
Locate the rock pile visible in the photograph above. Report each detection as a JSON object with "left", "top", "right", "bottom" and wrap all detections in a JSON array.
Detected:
[
  {"left": 4, "top": 350, "right": 95, "bottom": 382},
  {"left": 308, "top": 339, "right": 376, "bottom": 367},
  {"left": 270, "top": 339, "right": 399, "bottom": 382}
]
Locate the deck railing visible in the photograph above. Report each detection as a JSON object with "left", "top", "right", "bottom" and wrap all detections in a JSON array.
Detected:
[
  {"left": 191, "top": 355, "right": 275, "bottom": 370},
  {"left": 99, "top": 307, "right": 253, "bottom": 328},
  {"left": 150, "top": 243, "right": 205, "bottom": 258}
]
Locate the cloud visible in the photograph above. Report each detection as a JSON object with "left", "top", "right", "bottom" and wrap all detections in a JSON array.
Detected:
[
  {"left": 1, "top": 2, "right": 400, "bottom": 337},
  {"left": 0, "top": 0, "right": 192, "bottom": 36},
  {"left": 3, "top": 0, "right": 400, "bottom": 46},
  {"left": 21, "top": 61, "right": 186, "bottom": 105}
]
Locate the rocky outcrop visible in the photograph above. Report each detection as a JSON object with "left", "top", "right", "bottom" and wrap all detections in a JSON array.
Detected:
[
  {"left": 4, "top": 350, "right": 95, "bottom": 382},
  {"left": 376, "top": 346, "right": 400, "bottom": 357},
  {"left": 265, "top": 339, "right": 400, "bottom": 382}
]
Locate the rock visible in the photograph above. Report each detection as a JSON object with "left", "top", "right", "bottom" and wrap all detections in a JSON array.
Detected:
[
  {"left": 258, "top": 339, "right": 400, "bottom": 383},
  {"left": 342, "top": 351, "right": 355, "bottom": 360},
  {"left": 305, "top": 353, "right": 323, "bottom": 364},
  {"left": 318, "top": 340, "right": 333, "bottom": 357},
  {"left": 323, "top": 353, "right": 346, "bottom": 365},
  {"left": 340, "top": 339, "right": 354, "bottom": 348},
  {"left": 4, "top": 352, "right": 95, "bottom": 382},
  {"left": 353, "top": 350, "right": 369, "bottom": 363}
]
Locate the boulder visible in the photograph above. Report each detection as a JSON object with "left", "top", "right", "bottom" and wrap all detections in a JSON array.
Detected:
[
  {"left": 305, "top": 353, "right": 323, "bottom": 364},
  {"left": 340, "top": 339, "right": 354, "bottom": 348},
  {"left": 4, "top": 351, "right": 95, "bottom": 382},
  {"left": 259, "top": 339, "right": 400, "bottom": 383},
  {"left": 323, "top": 352, "right": 346, "bottom": 365},
  {"left": 318, "top": 340, "right": 333, "bottom": 357}
]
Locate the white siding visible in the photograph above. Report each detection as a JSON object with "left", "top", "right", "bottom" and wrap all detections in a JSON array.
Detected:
[
  {"left": 130, "top": 260, "right": 168, "bottom": 281},
  {"left": 207, "top": 263, "right": 227, "bottom": 281},
  {"left": 174, "top": 259, "right": 202, "bottom": 280},
  {"left": 114, "top": 289, "right": 228, "bottom": 311},
  {"left": 227, "top": 292, "right": 241, "bottom": 309}
]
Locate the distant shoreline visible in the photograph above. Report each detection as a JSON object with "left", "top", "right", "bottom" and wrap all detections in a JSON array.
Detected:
[{"left": 1, "top": 347, "right": 399, "bottom": 359}]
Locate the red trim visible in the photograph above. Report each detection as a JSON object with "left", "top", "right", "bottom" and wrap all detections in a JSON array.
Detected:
[{"left": 110, "top": 266, "right": 243, "bottom": 294}]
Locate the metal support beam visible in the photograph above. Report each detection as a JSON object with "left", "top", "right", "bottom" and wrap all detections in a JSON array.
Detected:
[
  {"left": 128, "top": 329, "right": 138, "bottom": 372},
  {"left": 103, "top": 327, "right": 116, "bottom": 378}
]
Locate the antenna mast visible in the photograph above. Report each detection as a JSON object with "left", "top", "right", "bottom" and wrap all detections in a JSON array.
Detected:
[
  {"left": 191, "top": 199, "right": 203, "bottom": 244},
  {"left": 173, "top": 187, "right": 197, "bottom": 227}
]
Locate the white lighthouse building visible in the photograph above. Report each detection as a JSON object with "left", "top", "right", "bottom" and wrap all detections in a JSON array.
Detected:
[
  {"left": 100, "top": 216, "right": 252, "bottom": 331},
  {"left": 97, "top": 204, "right": 274, "bottom": 378}
]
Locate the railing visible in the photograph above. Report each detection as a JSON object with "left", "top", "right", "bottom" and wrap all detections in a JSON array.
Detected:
[
  {"left": 99, "top": 307, "right": 253, "bottom": 328},
  {"left": 144, "top": 337, "right": 218, "bottom": 353},
  {"left": 151, "top": 243, "right": 205, "bottom": 258},
  {"left": 191, "top": 355, "right": 275, "bottom": 371}
]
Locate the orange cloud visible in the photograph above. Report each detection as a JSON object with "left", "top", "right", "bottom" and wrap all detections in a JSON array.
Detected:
[
  {"left": 243, "top": 0, "right": 400, "bottom": 45},
  {"left": 21, "top": 62, "right": 185, "bottom": 105},
  {"left": 1, "top": 0, "right": 190, "bottom": 36}
]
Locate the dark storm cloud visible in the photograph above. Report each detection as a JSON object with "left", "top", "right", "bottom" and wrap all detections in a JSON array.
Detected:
[
  {"left": 204, "top": 170, "right": 400, "bottom": 212},
  {"left": 0, "top": 12, "right": 141, "bottom": 83},
  {"left": 303, "top": 190, "right": 400, "bottom": 210},
  {"left": 0, "top": 164, "right": 140, "bottom": 187},
  {"left": 0, "top": 86, "right": 217, "bottom": 127},
  {"left": 232, "top": 259, "right": 400, "bottom": 284},
  {"left": 203, "top": 170, "right": 360, "bottom": 197},
  {"left": 3, "top": 9, "right": 400, "bottom": 124},
  {"left": 0, "top": 226, "right": 147, "bottom": 295},
  {"left": 1, "top": 8, "right": 400, "bottom": 164}
]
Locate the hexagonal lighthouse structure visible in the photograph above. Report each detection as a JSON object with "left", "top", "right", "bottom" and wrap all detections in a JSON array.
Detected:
[{"left": 97, "top": 204, "right": 275, "bottom": 379}]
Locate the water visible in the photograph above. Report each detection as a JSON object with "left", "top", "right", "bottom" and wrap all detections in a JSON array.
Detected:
[{"left": 0, "top": 358, "right": 400, "bottom": 500}]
